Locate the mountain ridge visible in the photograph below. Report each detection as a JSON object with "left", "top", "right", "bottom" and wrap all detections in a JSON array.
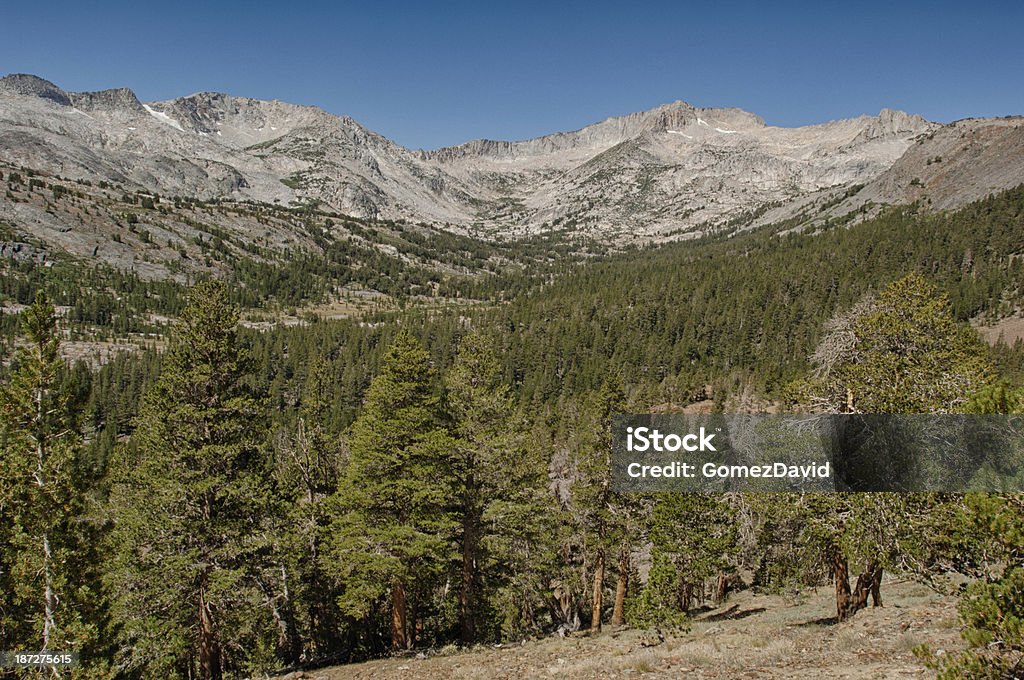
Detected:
[{"left": 1, "top": 73, "right": 1017, "bottom": 243}]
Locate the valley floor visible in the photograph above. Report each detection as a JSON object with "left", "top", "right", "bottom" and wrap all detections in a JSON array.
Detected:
[{"left": 277, "top": 580, "right": 964, "bottom": 679}]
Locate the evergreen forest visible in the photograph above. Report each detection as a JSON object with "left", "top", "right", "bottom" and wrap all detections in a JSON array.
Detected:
[{"left": 2, "top": 184, "right": 1024, "bottom": 678}]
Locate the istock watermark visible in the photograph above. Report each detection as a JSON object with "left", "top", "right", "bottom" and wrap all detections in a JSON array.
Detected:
[
  {"left": 625, "top": 425, "right": 718, "bottom": 452},
  {"left": 612, "top": 414, "right": 1024, "bottom": 493}
]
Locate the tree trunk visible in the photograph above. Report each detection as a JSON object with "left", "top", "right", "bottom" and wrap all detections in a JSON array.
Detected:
[
  {"left": 306, "top": 526, "right": 341, "bottom": 655},
  {"left": 852, "top": 570, "right": 871, "bottom": 611},
  {"left": 391, "top": 582, "right": 408, "bottom": 651},
  {"left": 714, "top": 572, "right": 742, "bottom": 604},
  {"left": 591, "top": 547, "right": 605, "bottom": 631},
  {"left": 857, "top": 559, "right": 883, "bottom": 607},
  {"left": 42, "top": 533, "right": 56, "bottom": 650},
  {"left": 307, "top": 568, "right": 341, "bottom": 655},
  {"left": 678, "top": 581, "right": 694, "bottom": 613},
  {"left": 851, "top": 558, "right": 883, "bottom": 614},
  {"left": 277, "top": 563, "right": 302, "bottom": 664},
  {"left": 552, "top": 581, "right": 578, "bottom": 632},
  {"left": 610, "top": 546, "right": 629, "bottom": 626},
  {"left": 832, "top": 550, "right": 852, "bottom": 623},
  {"left": 459, "top": 488, "right": 478, "bottom": 644},
  {"left": 36, "top": 387, "right": 56, "bottom": 651},
  {"left": 198, "top": 576, "right": 221, "bottom": 680}
]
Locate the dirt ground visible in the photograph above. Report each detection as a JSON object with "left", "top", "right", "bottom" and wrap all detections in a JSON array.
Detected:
[
  {"left": 276, "top": 579, "right": 964, "bottom": 679},
  {"left": 976, "top": 315, "right": 1024, "bottom": 345}
]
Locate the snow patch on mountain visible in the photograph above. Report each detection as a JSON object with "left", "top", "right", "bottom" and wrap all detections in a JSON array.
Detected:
[{"left": 143, "top": 104, "right": 184, "bottom": 132}]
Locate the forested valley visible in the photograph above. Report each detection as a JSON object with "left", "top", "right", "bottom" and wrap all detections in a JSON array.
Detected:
[{"left": 2, "top": 185, "right": 1024, "bottom": 678}]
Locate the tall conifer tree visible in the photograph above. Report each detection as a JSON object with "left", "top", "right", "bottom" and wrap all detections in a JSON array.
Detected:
[
  {"left": 566, "top": 380, "right": 627, "bottom": 632},
  {"left": 329, "top": 330, "right": 456, "bottom": 652},
  {"left": 0, "top": 292, "right": 104, "bottom": 671},
  {"left": 445, "top": 331, "right": 519, "bottom": 643},
  {"left": 272, "top": 355, "right": 345, "bottom": 660},
  {"left": 107, "top": 280, "right": 270, "bottom": 679}
]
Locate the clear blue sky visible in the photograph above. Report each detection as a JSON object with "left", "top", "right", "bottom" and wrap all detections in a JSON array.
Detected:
[{"left": 2, "top": 1, "right": 1022, "bottom": 149}]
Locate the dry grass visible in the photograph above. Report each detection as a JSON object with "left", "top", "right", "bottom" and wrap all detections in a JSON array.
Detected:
[{"left": 281, "top": 579, "right": 966, "bottom": 679}]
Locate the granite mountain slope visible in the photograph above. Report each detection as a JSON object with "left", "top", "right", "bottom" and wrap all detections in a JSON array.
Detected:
[{"left": 1, "top": 74, "right": 953, "bottom": 242}]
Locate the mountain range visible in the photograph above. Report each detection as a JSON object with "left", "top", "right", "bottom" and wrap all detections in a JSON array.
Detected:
[{"left": 2, "top": 73, "right": 1023, "bottom": 246}]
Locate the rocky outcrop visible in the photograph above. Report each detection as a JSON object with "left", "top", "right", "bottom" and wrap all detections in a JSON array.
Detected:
[
  {"left": 0, "top": 241, "right": 48, "bottom": 263},
  {"left": 69, "top": 88, "right": 145, "bottom": 113}
]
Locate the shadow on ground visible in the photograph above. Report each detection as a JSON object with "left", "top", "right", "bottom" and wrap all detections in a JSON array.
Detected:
[
  {"left": 697, "top": 604, "right": 767, "bottom": 622},
  {"left": 797, "top": 615, "right": 839, "bottom": 626}
]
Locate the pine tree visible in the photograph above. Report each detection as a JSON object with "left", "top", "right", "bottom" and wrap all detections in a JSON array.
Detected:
[
  {"left": 272, "top": 355, "right": 345, "bottom": 660},
  {"left": 106, "top": 280, "right": 272, "bottom": 679},
  {"left": 918, "top": 494, "right": 1024, "bottom": 677},
  {"left": 783, "top": 274, "right": 999, "bottom": 622},
  {"left": 328, "top": 330, "right": 456, "bottom": 652},
  {"left": 444, "top": 331, "right": 520, "bottom": 643},
  {"left": 482, "top": 412, "right": 564, "bottom": 639},
  {"left": 918, "top": 396, "right": 1024, "bottom": 675},
  {"left": 0, "top": 292, "right": 106, "bottom": 673},
  {"left": 797, "top": 273, "right": 994, "bottom": 414},
  {"left": 630, "top": 493, "right": 737, "bottom": 624},
  {"left": 566, "top": 380, "right": 629, "bottom": 632}
]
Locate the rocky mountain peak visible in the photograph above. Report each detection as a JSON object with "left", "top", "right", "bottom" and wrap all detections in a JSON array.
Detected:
[
  {"left": 422, "top": 100, "right": 773, "bottom": 164},
  {"left": 0, "top": 73, "right": 71, "bottom": 106},
  {"left": 69, "top": 87, "right": 144, "bottom": 113},
  {"left": 878, "top": 108, "right": 930, "bottom": 131},
  {"left": 852, "top": 108, "right": 932, "bottom": 142},
  {"left": 162, "top": 92, "right": 248, "bottom": 133},
  {"left": 143, "top": 91, "right": 346, "bottom": 149},
  {"left": 633, "top": 100, "right": 697, "bottom": 130}
]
